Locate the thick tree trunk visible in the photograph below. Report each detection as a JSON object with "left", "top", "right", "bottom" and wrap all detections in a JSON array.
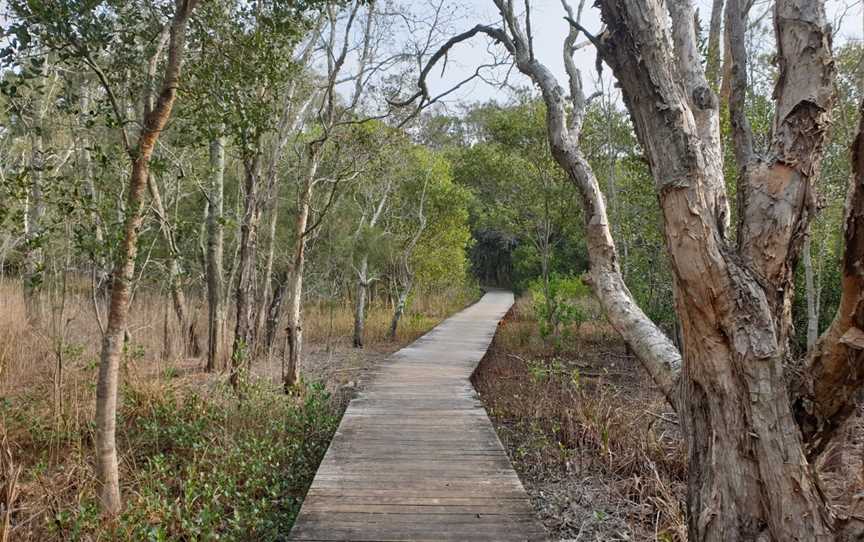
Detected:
[
  {"left": 230, "top": 154, "right": 262, "bottom": 388},
  {"left": 206, "top": 135, "right": 225, "bottom": 372},
  {"left": 794, "top": 99, "right": 864, "bottom": 460},
  {"left": 95, "top": 0, "right": 196, "bottom": 515},
  {"left": 596, "top": 0, "right": 836, "bottom": 539}
]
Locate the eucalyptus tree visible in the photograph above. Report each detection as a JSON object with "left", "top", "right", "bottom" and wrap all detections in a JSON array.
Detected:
[
  {"left": 186, "top": 0, "right": 319, "bottom": 385},
  {"left": 279, "top": 0, "right": 414, "bottom": 388},
  {"left": 406, "top": 0, "right": 864, "bottom": 538},
  {"left": 5, "top": 0, "right": 201, "bottom": 515},
  {"left": 346, "top": 123, "right": 419, "bottom": 348}
]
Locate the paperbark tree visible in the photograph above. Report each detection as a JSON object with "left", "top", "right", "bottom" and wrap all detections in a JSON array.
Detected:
[
  {"left": 388, "top": 183, "right": 428, "bottom": 339},
  {"left": 353, "top": 179, "right": 392, "bottom": 348},
  {"left": 595, "top": 0, "right": 837, "bottom": 537},
  {"left": 283, "top": 0, "right": 377, "bottom": 388},
  {"left": 93, "top": 0, "right": 198, "bottom": 515},
  {"left": 206, "top": 134, "right": 226, "bottom": 372},
  {"left": 407, "top": 0, "right": 864, "bottom": 539}
]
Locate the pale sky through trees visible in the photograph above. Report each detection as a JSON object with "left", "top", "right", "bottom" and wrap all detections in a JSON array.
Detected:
[{"left": 420, "top": 0, "right": 864, "bottom": 108}]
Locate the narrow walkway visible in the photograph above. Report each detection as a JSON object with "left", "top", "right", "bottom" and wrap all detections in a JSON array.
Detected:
[{"left": 289, "top": 291, "right": 546, "bottom": 541}]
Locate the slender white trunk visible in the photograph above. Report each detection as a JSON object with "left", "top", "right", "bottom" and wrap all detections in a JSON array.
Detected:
[
  {"left": 206, "top": 135, "right": 225, "bottom": 371},
  {"left": 353, "top": 256, "right": 369, "bottom": 347},
  {"left": 284, "top": 154, "right": 318, "bottom": 389}
]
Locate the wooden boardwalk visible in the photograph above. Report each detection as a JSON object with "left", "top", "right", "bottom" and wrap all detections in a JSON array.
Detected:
[{"left": 289, "top": 291, "right": 546, "bottom": 541}]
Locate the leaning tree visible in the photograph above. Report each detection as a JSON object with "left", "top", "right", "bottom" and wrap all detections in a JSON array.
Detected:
[{"left": 405, "top": 0, "right": 864, "bottom": 540}]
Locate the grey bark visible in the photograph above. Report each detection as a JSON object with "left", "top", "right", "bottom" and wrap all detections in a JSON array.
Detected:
[
  {"left": 206, "top": 135, "right": 226, "bottom": 372},
  {"left": 230, "top": 154, "right": 263, "bottom": 388},
  {"left": 95, "top": 0, "right": 197, "bottom": 516}
]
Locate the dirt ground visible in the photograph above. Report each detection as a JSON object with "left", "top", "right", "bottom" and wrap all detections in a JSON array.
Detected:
[{"left": 472, "top": 305, "right": 864, "bottom": 542}]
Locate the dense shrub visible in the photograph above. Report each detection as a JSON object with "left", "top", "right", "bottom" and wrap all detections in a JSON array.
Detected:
[{"left": 46, "top": 381, "right": 340, "bottom": 541}]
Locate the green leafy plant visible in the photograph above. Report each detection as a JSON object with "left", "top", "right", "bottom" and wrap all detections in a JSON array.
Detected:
[{"left": 528, "top": 274, "right": 590, "bottom": 345}]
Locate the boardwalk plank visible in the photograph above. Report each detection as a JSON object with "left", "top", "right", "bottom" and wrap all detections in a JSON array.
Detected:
[{"left": 288, "top": 291, "right": 546, "bottom": 541}]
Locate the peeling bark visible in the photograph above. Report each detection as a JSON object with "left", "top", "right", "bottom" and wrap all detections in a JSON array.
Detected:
[
  {"left": 794, "top": 98, "right": 864, "bottom": 460},
  {"left": 95, "top": 0, "right": 197, "bottom": 516},
  {"left": 596, "top": 0, "right": 835, "bottom": 539}
]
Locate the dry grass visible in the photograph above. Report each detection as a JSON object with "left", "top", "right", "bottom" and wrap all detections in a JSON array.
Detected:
[
  {"left": 303, "top": 287, "right": 478, "bottom": 347},
  {"left": 0, "top": 277, "right": 477, "bottom": 541},
  {"left": 474, "top": 293, "right": 864, "bottom": 541},
  {"left": 473, "top": 295, "right": 688, "bottom": 540}
]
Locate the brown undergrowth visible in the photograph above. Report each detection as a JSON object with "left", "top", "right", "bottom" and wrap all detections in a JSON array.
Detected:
[
  {"left": 473, "top": 294, "right": 864, "bottom": 541},
  {"left": 0, "top": 278, "right": 475, "bottom": 541}
]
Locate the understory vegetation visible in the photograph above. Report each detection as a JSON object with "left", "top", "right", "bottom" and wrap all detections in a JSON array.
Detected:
[
  {"left": 1, "top": 279, "right": 474, "bottom": 541},
  {"left": 474, "top": 294, "right": 864, "bottom": 541},
  {"left": 1, "top": 0, "right": 864, "bottom": 540}
]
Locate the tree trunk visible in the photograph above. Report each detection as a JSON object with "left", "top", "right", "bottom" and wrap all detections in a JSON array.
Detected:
[
  {"left": 230, "top": 154, "right": 262, "bottom": 388},
  {"left": 705, "top": 0, "right": 725, "bottom": 89},
  {"left": 255, "top": 192, "right": 280, "bottom": 350},
  {"left": 388, "top": 279, "right": 411, "bottom": 340},
  {"left": 95, "top": 0, "right": 196, "bottom": 515},
  {"left": 206, "top": 135, "right": 225, "bottom": 372},
  {"left": 265, "top": 267, "right": 290, "bottom": 356},
  {"left": 79, "top": 86, "right": 107, "bottom": 288},
  {"left": 804, "top": 234, "right": 819, "bottom": 350},
  {"left": 147, "top": 174, "right": 199, "bottom": 357},
  {"left": 284, "top": 153, "right": 318, "bottom": 390},
  {"left": 596, "top": 0, "right": 836, "bottom": 539},
  {"left": 353, "top": 256, "right": 369, "bottom": 348},
  {"left": 793, "top": 98, "right": 864, "bottom": 460},
  {"left": 23, "top": 106, "right": 45, "bottom": 324}
]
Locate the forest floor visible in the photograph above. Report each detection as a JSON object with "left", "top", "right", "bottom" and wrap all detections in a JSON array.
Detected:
[
  {"left": 473, "top": 295, "right": 864, "bottom": 542},
  {"left": 0, "top": 278, "right": 474, "bottom": 541}
]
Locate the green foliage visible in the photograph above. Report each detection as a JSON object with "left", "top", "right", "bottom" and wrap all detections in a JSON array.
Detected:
[
  {"left": 411, "top": 150, "right": 474, "bottom": 293},
  {"left": 48, "top": 380, "right": 340, "bottom": 541},
  {"left": 451, "top": 95, "right": 585, "bottom": 289},
  {"left": 528, "top": 273, "right": 590, "bottom": 342}
]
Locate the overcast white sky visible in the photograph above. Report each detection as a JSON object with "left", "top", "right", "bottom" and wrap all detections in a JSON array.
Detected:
[{"left": 420, "top": 0, "right": 864, "bottom": 107}]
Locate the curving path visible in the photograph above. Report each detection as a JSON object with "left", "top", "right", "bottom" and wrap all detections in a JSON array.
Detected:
[{"left": 289, "top": 290, "right": 546, "bottom": 541}]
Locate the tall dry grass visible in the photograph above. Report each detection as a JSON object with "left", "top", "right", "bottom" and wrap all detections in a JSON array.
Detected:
[
  {"left": 0, "top": 276, "right": 477, "bottom": 541},
  {"left": 303, "top": 287, "right": 478, "bottom": 347},
  {"left": 473, "top": 293, "right": 689, "bottom": 540}
]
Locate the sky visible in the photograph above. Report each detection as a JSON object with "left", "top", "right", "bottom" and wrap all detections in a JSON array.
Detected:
[{"left": 420, "top": 0, "right": 864, "bottom": 108}]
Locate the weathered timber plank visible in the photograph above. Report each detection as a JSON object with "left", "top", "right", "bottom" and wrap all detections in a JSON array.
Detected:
[{"left": 288, "top": 291, "right": 546, "bottom": 541}]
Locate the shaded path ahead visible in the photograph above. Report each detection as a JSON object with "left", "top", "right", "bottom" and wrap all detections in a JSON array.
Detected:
[{"left": 289, "top": 291, "right": 546, "bottom": 541}]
